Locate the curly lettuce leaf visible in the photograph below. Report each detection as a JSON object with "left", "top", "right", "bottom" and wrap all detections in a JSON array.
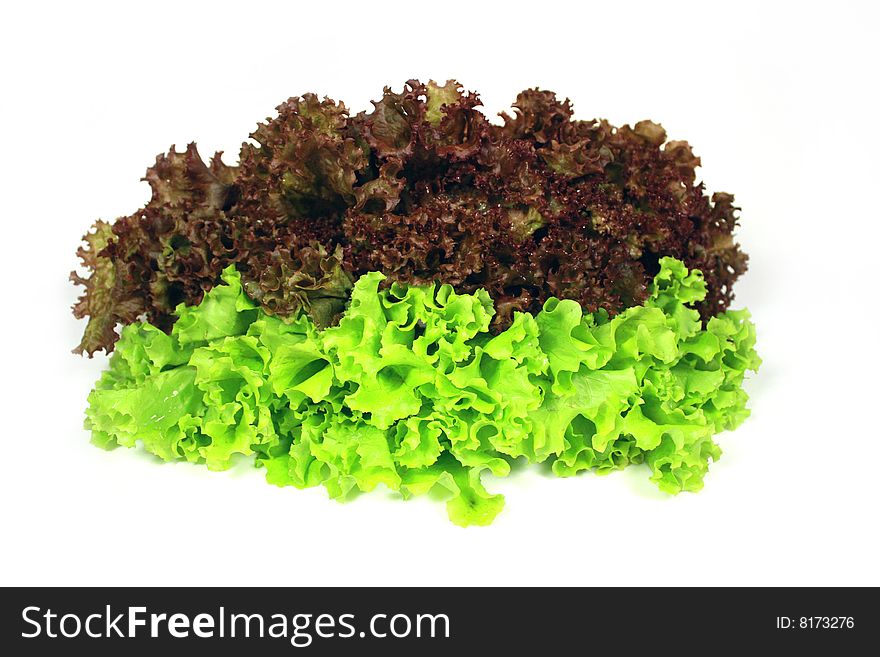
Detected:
[
  {"left": 74, "top": 82, "right": 750, "bottom": 355},
  {"left": 85, "top": 259, "right": 759, "bottom": 525}
]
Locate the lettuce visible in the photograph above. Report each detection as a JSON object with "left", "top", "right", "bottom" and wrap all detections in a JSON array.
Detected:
[
  {"left": 85, "top": 258, "right": 759, "bottom": 526},
  {"left": 73, "top": 82, "right": 748, "bottom": 356}
]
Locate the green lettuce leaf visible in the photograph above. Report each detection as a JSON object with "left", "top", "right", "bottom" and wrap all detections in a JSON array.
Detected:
[{"left": 85, "top": 258, "right": 759, "bottom": 525}]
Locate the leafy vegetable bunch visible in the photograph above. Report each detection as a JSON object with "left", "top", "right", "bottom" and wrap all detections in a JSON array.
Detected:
[
  {"left": 74, "top": 82, "right": 758, "bottom": 524},
  {"left": 86, "top": 259, "right": 759, "bottom": 525},
  {"left": 72, "top": 81, "right": 747, "bottom": 356}
]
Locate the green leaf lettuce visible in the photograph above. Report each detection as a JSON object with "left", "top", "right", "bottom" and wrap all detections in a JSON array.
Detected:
[{"left": 85, "top": 258, "right": 759, "bottom": 525}]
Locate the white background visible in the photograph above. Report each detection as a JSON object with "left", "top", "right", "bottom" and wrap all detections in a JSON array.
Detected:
[{"left": 1, "top": 0, "right": 878, "bottom": 587}]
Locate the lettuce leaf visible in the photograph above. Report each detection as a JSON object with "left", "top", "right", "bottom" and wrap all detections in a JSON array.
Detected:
[
  {"left": 85, "top": 257, "right": 759, "bottom": 525},
  {"left": 73, "top": 82, "right": 749, "bottom": 355}
]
